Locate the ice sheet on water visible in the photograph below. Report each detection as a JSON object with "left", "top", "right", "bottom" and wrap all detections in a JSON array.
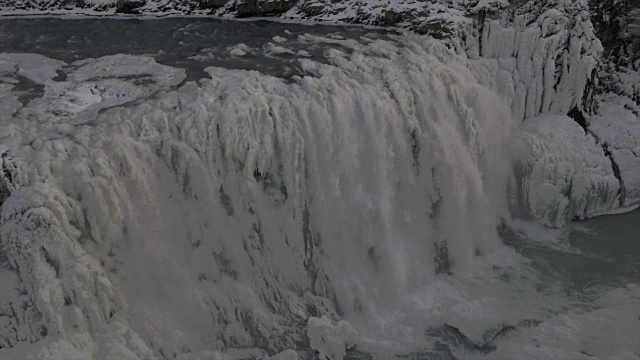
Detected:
[
  {"left": 0, "top": 53, "right": 65, "bottom": 84},
  {"left": 67, "top": 54, "right": 185, "bottom": 87},
  {"left": 474, "top": 284, "right": 640, "bottom": 360}
]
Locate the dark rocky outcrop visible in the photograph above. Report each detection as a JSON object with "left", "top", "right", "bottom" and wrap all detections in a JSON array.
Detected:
[
  {"left": 236, "top": 0, "right": 297, "bottom": 17},
  {"left": 115, "top": 0, "right": 146, "bottom": 14},
  {"left": 193, "top": 0, "right": 227, "bottom": 10}
]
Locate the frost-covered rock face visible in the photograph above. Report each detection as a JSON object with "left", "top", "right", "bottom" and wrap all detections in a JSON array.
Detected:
[
  {"left": 0, "top": 34, "right": 517, "bottom": 359},
  {"left": 579, "top": 0, "right": 640, "bottom": 216}
]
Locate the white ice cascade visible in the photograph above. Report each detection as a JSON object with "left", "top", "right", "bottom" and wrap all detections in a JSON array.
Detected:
[
  {"left": 461, "top": 1, "right": 623, "bottom": 226},
  {"left": 0, "top": 35, "right": 515, "bottom": 358}
]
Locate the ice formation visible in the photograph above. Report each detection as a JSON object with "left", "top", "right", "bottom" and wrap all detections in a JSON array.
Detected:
[
  {"left": 466, "top": 1, "right": 602, "bottom": 121},
  {"left": 518, "top": 114, "right": 619, "bottom": 227},
  {"left": 485, "top": 284, "right": 640, "bottom": 360},
  {"left": 0, "top": 33, "right": 518, "bottom": 358},
  {"left": 307, "top": 316, "right": 357, "bottom": 360},
  {"left": 589, "top": 96, "right": 640, "bottom": 209}
]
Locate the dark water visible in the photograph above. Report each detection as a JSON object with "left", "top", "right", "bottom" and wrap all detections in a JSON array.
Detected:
[
  {"left": 529, "top": 210, "right": 640, "bottom": 292},
  {"left": 0, "top": 17, "right": 394, "bottom": 80}
]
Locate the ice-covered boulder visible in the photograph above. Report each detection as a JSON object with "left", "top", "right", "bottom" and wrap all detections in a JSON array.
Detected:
[
  {"left": 518, "top": 114, "right": 619, "bottom": 227},
  {"left": 307, "top": 316, "right": 357, "bottom": 360},
  {"left": 268, "top": 349, "right": 299, "bottom": 360}
]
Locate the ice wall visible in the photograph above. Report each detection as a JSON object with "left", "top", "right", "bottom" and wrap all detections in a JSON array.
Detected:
[
  {"left": 466, "top": 0, "right": 602, "bottom": 121},
  {"left": 0, "top": 34, "right": 515, "bottom": 359},
  {"left": 455, "top": 0, "right": 621, "bottom": 226},
  {"left": 517, "top": 114, "right": 619, "bottom": 227}
]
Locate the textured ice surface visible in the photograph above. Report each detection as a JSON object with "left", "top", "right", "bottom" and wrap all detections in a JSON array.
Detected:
[
  {"left": 518, "top": 114, "right": 620, "bottom": 227},
  {"left": 0, "top": 53, "right": 65, "bottom": 85},
  {"left": 589, "top": 94, "right": 640, "bottom": 208},
  {"left": 307, "top": 316, "right": 357, "bottom": 360},
  {"left": 0, "top": 33, "right": 517, "bottom": 359},
  {"left": 483, "top": 284, "right": 640, "bottom": 360},
  {"left": 466, "top": 2, "right": 601, "bottom": 121},
  {"left": 269, "top": 349, "right": 299, "bottom": 360},
  {"left": 445, "top": 297, "right": 509, "bottom": 346}
]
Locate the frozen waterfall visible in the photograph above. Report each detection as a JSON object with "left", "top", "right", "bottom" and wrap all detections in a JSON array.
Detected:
[{"left": 0, "top": 32, "right": 518, "bottom": 359}]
